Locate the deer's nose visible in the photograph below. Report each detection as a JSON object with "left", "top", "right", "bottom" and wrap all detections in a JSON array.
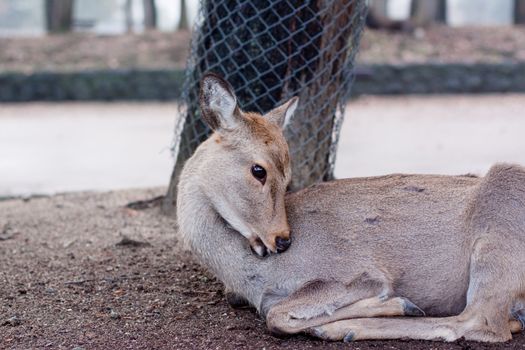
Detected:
[{"left": 275, "top": 236, "right": 291, "bottom": 253}]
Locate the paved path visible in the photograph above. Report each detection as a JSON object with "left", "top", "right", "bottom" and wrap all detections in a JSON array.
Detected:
[
  {"left": 0, "top": 103, "right": 175, "bottom": 197},
  {"left": 1, "top": 94, "right": 524, "bottom": 197},
  {"left": 336, "top": 94, "right": 525, "bottom": 178}
]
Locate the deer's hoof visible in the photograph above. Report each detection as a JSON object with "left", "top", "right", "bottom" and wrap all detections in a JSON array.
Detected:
[
  {"left": 402, "top": 298, "right": 426, "bottom": 317},
  {"left": 512, "top": 309, "right": 525, "bottom": 330},
  {"left": 343, "top": 331, "right": 355, "bottom": 342},
  {"left": 308, "top": 326, "right": 328, "bottom": 340}
]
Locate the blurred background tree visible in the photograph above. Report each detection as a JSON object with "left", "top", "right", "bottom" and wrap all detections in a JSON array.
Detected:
[
  {"left": 516, "top": 0, "right": 525, "bottom": 24},
  {"left": 410, "top": 0, "right": 447, "bottom": 26},
  {"left": 45, "top": 0, "right": 73, "bottom": 33},
  {"left": 178, "top": 0, "right": 189, "bottom": 30},
  {"left": 143, "top": 0, "right": 157, "bottom": 30}
]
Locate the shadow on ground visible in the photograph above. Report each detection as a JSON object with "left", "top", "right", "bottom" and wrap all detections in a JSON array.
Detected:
[{"left": 1, "top": 189, "right": 523, "bottom": 349}]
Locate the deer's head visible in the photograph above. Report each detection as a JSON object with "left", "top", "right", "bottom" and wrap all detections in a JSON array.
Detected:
[{"left": 197, "top": 73, "right": 298, "bottom": 257}]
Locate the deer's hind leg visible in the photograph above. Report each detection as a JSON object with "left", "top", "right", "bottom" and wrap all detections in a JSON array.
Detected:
[
  {"left": 263, "top": 274, "right": 424, "bottom": 336},
  {"left": 310, "top": 235, "right": 524, "bottom": 342}
]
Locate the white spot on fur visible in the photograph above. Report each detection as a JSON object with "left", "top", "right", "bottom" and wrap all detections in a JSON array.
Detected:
[{"left": 253, "top": 243, "right": 266, "bottom": 257}]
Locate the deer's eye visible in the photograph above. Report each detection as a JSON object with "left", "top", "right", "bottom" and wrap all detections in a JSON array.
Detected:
[{"left": 251, "top": 164, "right": 267, "bottom": 185}]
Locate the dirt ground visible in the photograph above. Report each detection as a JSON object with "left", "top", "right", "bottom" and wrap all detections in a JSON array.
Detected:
[
  {"left": 2, "top": 189, "right": 525, "bottom": 349},
  {"left": 1, "top": 26, "right": 525, "bottom": 73}
]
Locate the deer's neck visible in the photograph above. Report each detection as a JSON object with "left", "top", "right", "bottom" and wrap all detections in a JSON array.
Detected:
[{"left": 176, "top": 149, "right": 267, "bottom": 309}]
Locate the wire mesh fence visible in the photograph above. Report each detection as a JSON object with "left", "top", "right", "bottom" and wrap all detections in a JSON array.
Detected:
[{"left": 165, "top": 0, "right": 367, "bottom": 210}]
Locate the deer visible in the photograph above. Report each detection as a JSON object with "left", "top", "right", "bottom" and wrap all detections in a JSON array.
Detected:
[{"left": 176, "top": 73, "right": 525, "bottom": 343}]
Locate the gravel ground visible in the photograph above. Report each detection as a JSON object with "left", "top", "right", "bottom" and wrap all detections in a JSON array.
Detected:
[
  {"left": 1, "top": 26, "right": 525, "bottom": 73},
  {"left": 2, "top": 189, "right": 525, "bottom": 349}
]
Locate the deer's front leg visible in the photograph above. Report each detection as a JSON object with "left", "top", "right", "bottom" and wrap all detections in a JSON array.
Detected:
[{"left": 263, "top": 277, "right": 424, "bottom": 336}]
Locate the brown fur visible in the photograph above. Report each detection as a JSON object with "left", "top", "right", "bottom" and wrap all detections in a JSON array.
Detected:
[{"left": 243, "top": 113, "right": 290, "bottom": 178}]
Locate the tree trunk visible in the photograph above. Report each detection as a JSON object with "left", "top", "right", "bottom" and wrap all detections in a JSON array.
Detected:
[
  {"left": 124, "top": 0, "right": 133, "bottom": 33},
  {"left": 45, "top": 0, "right": 74, "bottom": 33},
  {"left": 143, "top": 0, "right": 157, "bottom": 30},
  {"left": 178, "top": 0, "right": 189, "bottom": 30},
  {"left": 410, "top": 0, "right": 447, "bottom": 26},
  {"left": 164, "top": 0, "right": 366, "bottom": 214},
  {"left": 516, "top": 0, "right": 525, "bottom": 24}
]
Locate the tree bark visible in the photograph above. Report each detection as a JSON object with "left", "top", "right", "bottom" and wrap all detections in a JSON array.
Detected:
[
  {"left": 410, "top": 0, "right": 447, "bottom": 26},
  {"left": 143, "top": 0, "right": 157, "bottom": 30},
  {"left": 45, "top": 0, "right": 74, "bottom": 33},
  {"left": 516, "top": 0, "right": 525, "bottom": 24},
  {"left": 164, "top": 0, "right": 366, "bottom": 214},
  {"left": 178, "top": 0, "right": 189, "bottom": 30}
]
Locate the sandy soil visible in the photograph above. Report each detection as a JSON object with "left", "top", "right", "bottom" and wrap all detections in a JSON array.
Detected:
[
  {"left": 1, "top": 26, "right": 525, "bottom": 73},
  {"left": 2, "top": 189, "right": 525, "bottom": 349}
]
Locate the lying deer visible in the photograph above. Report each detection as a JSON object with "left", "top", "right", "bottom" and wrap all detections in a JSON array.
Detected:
[{"left": 176, "top": 73, "right": 525, "bottom": 342}]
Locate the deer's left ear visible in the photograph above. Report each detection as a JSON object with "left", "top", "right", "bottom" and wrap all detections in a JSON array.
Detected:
[
  {"left": 266, "top": 97, "right": 299, "bottom": 130},
  {"left": 200, "top": 73, "right": 241, "bottom": 131}
]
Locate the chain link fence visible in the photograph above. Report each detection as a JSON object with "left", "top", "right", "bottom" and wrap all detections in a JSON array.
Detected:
[{"left": 165, "top": 0, "right": 367, "bottom": 211}]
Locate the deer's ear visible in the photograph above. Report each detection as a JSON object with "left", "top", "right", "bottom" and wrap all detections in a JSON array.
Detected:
[
  {"left": 266, "top": 97, "right": 298, "bottom": 130},
  {"left": 200, "top": 73, "right": 241, "bottom": 131}
]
